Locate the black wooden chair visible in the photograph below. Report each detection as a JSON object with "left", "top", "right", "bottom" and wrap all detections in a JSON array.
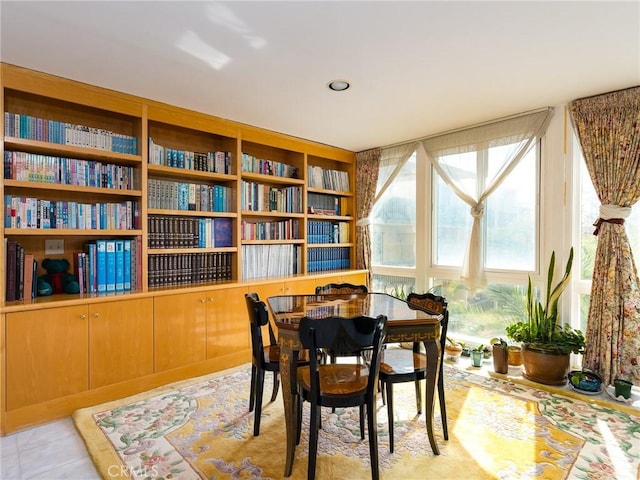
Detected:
[
  {"left": 315, "top": 282, "right": 368, "bottom": 295},
  {"left": 315, "top": 283, "right": 369, "bottom": 365},
  {"left": 245, "top": 292, "right": 308, "bottom": 436},
  {"left": 296, "top": 314, "right": 387, "bottom": 480},
  {"left": 378, "top": 292, "right": 449, "bottom": 452}
]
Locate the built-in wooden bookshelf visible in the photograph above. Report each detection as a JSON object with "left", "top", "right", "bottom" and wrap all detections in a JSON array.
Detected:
[{"left": 0, "top": 63, "right": 363, "bottom": 434}]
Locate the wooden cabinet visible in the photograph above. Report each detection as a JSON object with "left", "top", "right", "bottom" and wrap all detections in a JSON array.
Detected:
[
  {"left": 206, "top": 286, "right": 249, "bottom": 360},
  {"left": 154, "top": 292, "right": 208, "bottom": 372},
  {"left": 89, "top": 298, "right": 153, "bottom": 388},
  {"left": 6, "top": 305, "right": 89, "bottom": 410}
]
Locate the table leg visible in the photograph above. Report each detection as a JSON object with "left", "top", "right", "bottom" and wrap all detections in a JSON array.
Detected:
[
  {"left": 280, "top": 342, "right": 297, "bottom": 476},
  {"left": 423, "top": 339, "right": 441, "bottom": 455}
]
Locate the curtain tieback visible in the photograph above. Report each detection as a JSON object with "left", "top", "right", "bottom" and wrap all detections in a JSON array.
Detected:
[{"left": 593, "top": 217, "right": 625, "bottom": 235}]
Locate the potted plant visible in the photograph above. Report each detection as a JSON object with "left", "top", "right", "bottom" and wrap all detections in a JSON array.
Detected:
[
  {"left": 444, "top": 337, "right": 464, "bottom": 362},
  {"left": 471, "top": 344, "right": 484, "bottom": 367},
  {"left": 505, "top": 248, "right": 586, "bottom": 385},
  {"left": 491, "top": 338, "right": 509, "bottom": 374}
]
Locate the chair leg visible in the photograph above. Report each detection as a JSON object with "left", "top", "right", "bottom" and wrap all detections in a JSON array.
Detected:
[
  {"left": 414, "top": 378, "right": 422, "bottom": 415},
  {"left": 367, "top": 401, "right": 380, "bottom": 480},
  {"left": 249, "top": 364, "right": 257, "bottom": 412},
  {"left": 296, "top": 394, "right": 303, "bottom": 445},
  {"left": 359, "top": 404, "right": 365, "bottom": 439},
  {"left": 308, "top": 404, "right": 321, "bottom": 480},
  {"left": 253, "top": 368, "right": 265, "bottom": 436},
  {"left": 438, "top": 368, "right": 448, "bottom": 440},
  {"left": 379, "top": 380, "right": 386, "bottom": 405},
  {"left": 270, "top": 370, "right": 280, "bottom": 402},
  {"left": 386, "top": 382, "right": 395, "bottom": 453}
]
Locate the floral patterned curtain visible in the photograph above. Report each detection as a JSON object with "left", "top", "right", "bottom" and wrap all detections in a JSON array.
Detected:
[
  {"left": 355, "top": 148, "right": 381, "bottom": 287},
  {"left": 569, "top": 86, "right": 640, "bottom": 386}
]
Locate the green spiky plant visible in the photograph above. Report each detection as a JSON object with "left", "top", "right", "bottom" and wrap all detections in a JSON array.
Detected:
[{"left": 505, "top": 247, "right": 586, "bottom": 355}]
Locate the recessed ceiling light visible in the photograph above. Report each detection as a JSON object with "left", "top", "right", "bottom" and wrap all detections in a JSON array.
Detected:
[{"left": 327, "top": 80, "right": 350, "bottom": 92}]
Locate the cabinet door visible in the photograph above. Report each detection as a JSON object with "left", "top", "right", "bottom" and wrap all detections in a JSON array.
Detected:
[
  {"left": 340, "top": 271, "right": 367, "bottom": 287},
  {"left": 6, "top": 306, "right": 89, "bottom": 410},
  {"left": 154, "top": 292, "right": 207, "bottom": 372},
  {"left": 89, "top": 298, "right": 153, "bottom": 388},
  {"left": 206, "top": 286, "right": 249, "bottom": 359},
  {"left": 284, "top": 276, "right": 341, "bottom": 295}
]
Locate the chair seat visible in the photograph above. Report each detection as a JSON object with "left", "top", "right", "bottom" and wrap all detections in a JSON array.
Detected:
[
  {"left": 298, "top": 364, "right": 369, "bottom": 397},
  {"left": 380, "top": 349, "right": 427, "bottom": 376},
  {"left": 265, "top": 344, "right": 281, "bottom": 364}
]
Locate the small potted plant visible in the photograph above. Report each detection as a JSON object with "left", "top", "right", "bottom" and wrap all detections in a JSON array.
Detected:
[
  {"left": 491, "top": 338, "right": 509, "bottom": 374},
  {"left": 568, "top": 369, "right": 603, "bottom": 394},
  {"left": 471, "top": 344, "right": 484, "bottom": 367},
  {"left": 444, "top": 337, "right": 464, "bottom": 362}
]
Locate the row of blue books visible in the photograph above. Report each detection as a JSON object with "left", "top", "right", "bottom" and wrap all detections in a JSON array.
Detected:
[
  {"left": 307, "top": 247, "right": 351, "bottom": 272},
  {"left": 4, "top": 150, "right": 136, "bottom": 189},
  {"left": 308, "top": 220, "right": 349, "bottom": 244},
  {"left": 4, "top": 112, "right": 137, "bottom": 154},
  {"left": 79, "top": 239, "right": 139, "bottom": 294}
]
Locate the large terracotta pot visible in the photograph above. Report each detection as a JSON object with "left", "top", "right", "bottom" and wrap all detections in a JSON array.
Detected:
[{"left": 521, "top": 345, "right": 570, "bottom": 385}]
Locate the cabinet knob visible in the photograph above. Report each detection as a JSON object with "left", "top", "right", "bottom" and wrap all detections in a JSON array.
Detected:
[
  {"left": 93, "top": 313, "right": 99, "bottom": 318},
  {"left": 208, "top": 297, "right": 214, "bottom": 302},
  {"left": 80, "top": 314, "right": 87, "bottom": 319},
  {"left": 200, "top": 298, "right": 206, "bottom": 303}
]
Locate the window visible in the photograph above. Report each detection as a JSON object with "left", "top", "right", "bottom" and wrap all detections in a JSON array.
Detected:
[
  {"left": 370, "top": 109, "right": 554, "bottom": 346},
  {"left": 370, "top": 153, "right": 416, "bottom": 269},
  {"left": 433, "top": 144, "right": 538, "bottom": 271}
]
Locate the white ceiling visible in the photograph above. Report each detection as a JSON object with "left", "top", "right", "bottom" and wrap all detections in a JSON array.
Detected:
[{"left": 1, "top": 1, "right": 639, "bottom": 152}]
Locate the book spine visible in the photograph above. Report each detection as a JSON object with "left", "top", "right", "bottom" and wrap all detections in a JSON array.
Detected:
[
  {"left": 123, "top": 239, "right": 131, "bottom": 290},
  {"left": 96, "top": 240, "right": 107, "bottom": 293},
  {"left": 114, "top": 240, "right": 124, "bottom": 291},
  {"left": 105, "top": 240, "right": 116, "bottom": 292}
]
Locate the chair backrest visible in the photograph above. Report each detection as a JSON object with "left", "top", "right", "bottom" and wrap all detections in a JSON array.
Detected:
[
  {"left": 298, "top": 315, "right": 387, "bottom": 397},
  {"left": 245, "top": 292, "right": 277, "bottom": 362},
  {"left": 406, "top": 292, "right": 448, "bottom": 347},
  {"left": 315, "top": 283, "right": 369, "bottom": 295}
]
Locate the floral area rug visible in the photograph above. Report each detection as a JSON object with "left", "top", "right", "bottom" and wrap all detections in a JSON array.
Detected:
[{"left": 73, "top": 363, "right": 640, "bottom": 480}]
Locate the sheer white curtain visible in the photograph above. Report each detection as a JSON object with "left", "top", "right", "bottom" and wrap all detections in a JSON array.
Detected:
[
  {"left": 374, "top": 143, "right": 419, "bottom": 205},
  {"left": 421, "top": 108, "right": 553, "bottom": 289}
]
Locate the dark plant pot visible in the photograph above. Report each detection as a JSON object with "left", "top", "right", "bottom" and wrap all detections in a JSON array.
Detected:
[
  {"left": 521, "top": 345, "right": 570, "bottom": 386},
  {"left": 492, "top": 345, "right": 508, "bottom": 374},
  {"left": 614, "top": 378, "right": 633, "bottom": 399}
]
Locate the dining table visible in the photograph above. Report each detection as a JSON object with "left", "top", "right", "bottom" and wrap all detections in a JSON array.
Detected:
[{"left": 267, "top": 292, "right": 443, "bottom": 477}]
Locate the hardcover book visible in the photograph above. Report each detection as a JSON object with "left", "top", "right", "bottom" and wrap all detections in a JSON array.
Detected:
[
  {"left": 96, "top": 240, "right": 107, "bottom": 293},
  {"left": 214, "top": 218, "right": 233, "bottom": 248},
  {"left": 105, "top": 240, "right": 116, "bottom": 292},
  {"left": 114, "top": 240, "right": 124, "bottom": 291}
]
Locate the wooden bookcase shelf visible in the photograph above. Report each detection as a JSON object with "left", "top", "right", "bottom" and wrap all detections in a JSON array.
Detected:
[{"left": 0, "top": 62, "right": 364, "bottom": 435}]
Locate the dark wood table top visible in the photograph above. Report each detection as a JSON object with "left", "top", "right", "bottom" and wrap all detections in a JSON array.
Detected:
[{"left": 268, "top": 292, "right": 442, "bottom": 329}]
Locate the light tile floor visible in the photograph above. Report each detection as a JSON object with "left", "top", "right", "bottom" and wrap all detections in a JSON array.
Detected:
[{"left": 0, "top": 417, "right": 100, "bottom": 480}]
